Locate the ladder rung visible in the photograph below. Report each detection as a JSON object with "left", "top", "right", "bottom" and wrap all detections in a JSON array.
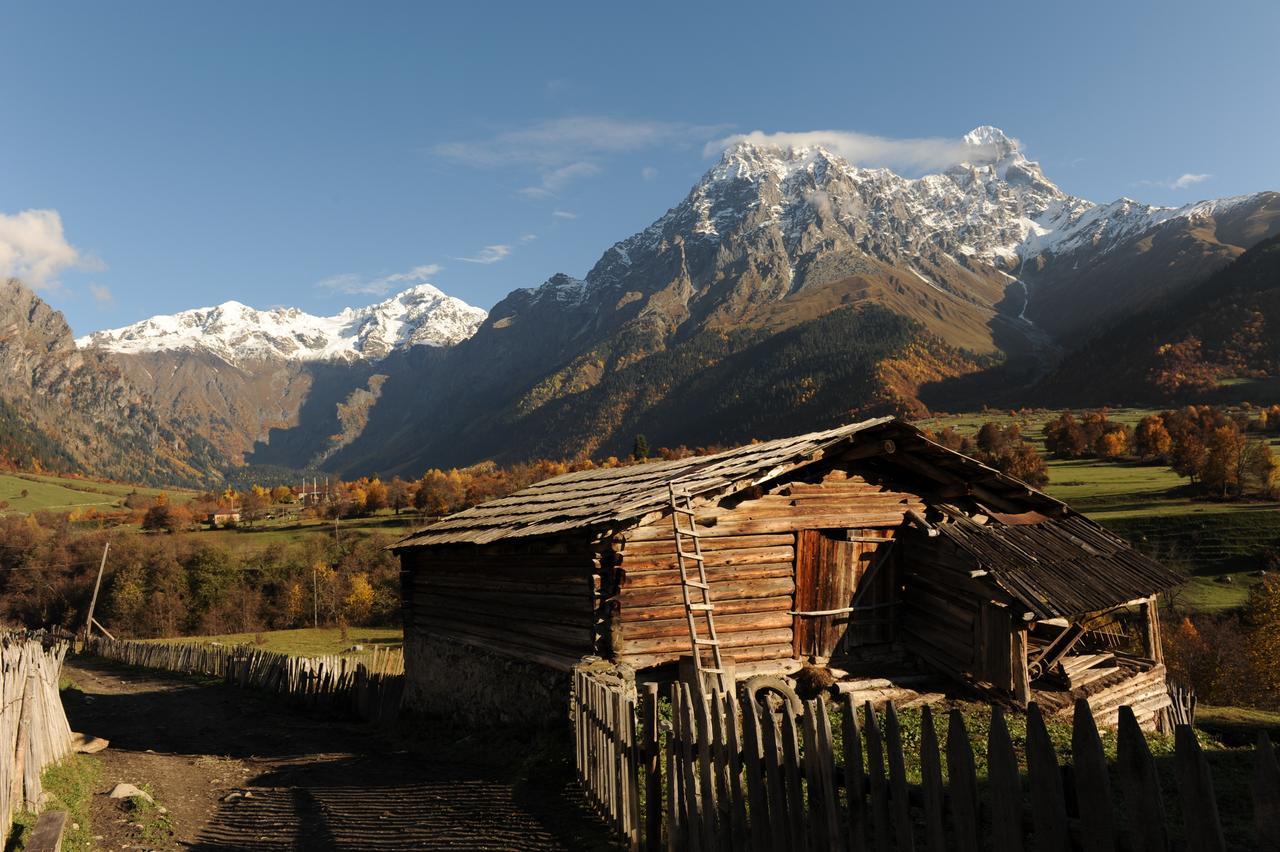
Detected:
[
  {"left": 671, "top": 506, "right": 696, "bottom": 516},
  {"left": 687, "top": 603, "right": 714, "bottom": 611},
  {"left": 676, "top": 550, "right": 704, "bottom": 561},
  {"left": 698, "top": 668, "right": 724, "bottom": 674},
  {"left": 694, "top": 638, "right": 720, "bottom": 646},
  {"left": 685, "top": 580, "right": 709, "bottom": 590},
  {"left": 675, "top": 528, "right": 704, "bottom": 537}
]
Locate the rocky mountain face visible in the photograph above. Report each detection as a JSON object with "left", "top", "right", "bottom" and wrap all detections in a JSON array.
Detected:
[
  {"left": 319, "top": 128, "right": 1280, "bottom": 475},
  {"left": 0, "top": 278, "right": 225, "bottom": 484},
  {"left": 69, "top": 126, "right": 1280, "bottom": 480},
  {"left": 80, "top": 285, "right": 485, "bottom": 470}
]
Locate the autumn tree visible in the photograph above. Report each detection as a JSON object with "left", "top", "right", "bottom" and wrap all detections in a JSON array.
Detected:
[
  {"left": 1200, "top": 425, "right": 1245, "bottom": 497},
  {"left": 363, "top": 478, "right": 389, "bottom": 514},
  {"left": 141, "top": 503, "right": 177, "bottom": 533},
  {"left": 1134, "top": 415, "right": 1173, "bottom": 460},
  {"left": 386, "top": 477, "right": 412, "bottom": 515},
  {"left": 1244, "top": 577, "right": 1280, "bottom": 706},
  {"left": 344, "top": 572, "right": 375, "bottom": 624},
  {"left": 1043, "top": 413, "right": 1089, "bottom": 458}
]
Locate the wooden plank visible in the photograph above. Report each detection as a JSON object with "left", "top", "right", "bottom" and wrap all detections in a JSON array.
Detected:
[
  {"left": 779, "top": 708, "right": 808, "bottom": 851},
  {"left": 987, "top": 706, "right": 1023, "bottom": 852},
  {"left": 802, "top": 700, "right": 830, "bottom": 852},
  {"left": 814, "top": 698, "right": 842, "bottom": 852},
  {"left": 883, "top": 703, "right": 915, "bottom": 852},
  {"left": 722, "top": 693, "right": 749, "bottom": 852},
  {"left": 1174, "top": 724, "right": 1226, "bottom": 852},
  {"left": 1116, "top": 706, "right": 1168, "bottom": 852},
  {"left": 1070, "top": 698, "right": 1116, "bottom": 852},
  {"left": 1253, "top": 732, "right": 1280, "bottom": 850},
  {"left": 945, "top": 709, "right": 979, "bottom": 852},
  {"left": 1026, "top": 703, "right": 1070, "bottom": 852},
  {"left": 760, "top": 703, "right": 791, "bottom": 852},
  {"left": 708, "top": 691, "right": 734, "bottom": 852},
  {"left": 1011, "top": 629, "right": 1031, "bottom": 707},
  {"left": 692, "top": 684, "right": 719, "bottom": 852},
  {"left": 677, "top": 683, "right": 704, "bottom": 852},
  {"left": 841, "top": 694, "right": 869, "bottom": 852},
  {"left": 738, "top": 695, "right": 771, "bottom": 852},
  {"left": 666, "top": 683, "right": 682, "bottom": 852},
  {"left": 863, "top": 702, "right": 892, "bottom": 852},
  {"left": 23, "top": 809, "right": 68, "bottom": 852},
  {"left": 918, "top": 706, "right": 946, "bottom": 852}
]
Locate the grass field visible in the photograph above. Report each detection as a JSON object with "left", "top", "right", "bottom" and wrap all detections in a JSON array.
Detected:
[
  {"left": 191, "top": 512, "right": 421, "bottom": 551},
  {"left": 0, "top": 470, "right": 196, "bottom": 515},
  {"left": 142, "top": 626, "right": 403, "bottom": 656}
]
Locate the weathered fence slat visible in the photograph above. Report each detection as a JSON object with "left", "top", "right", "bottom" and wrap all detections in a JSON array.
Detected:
[
  {"left": 987, "top": 705, "right": 1024, "bottom": 852},
  {"left": 946, "top": 708, "right": 980, "bottom": 852},
  {"left": 883, "top": 702, "right": 915, "bottom": 852},
  {"left": 1071, "top": 698, "right": 1116, "bottom": 852},
  {"left": 841, "top": 694, "right": 868, "bottom": 852},
  {"left": 1253, "top": 731, "right": 1280, "bottom": 849},
  {"left": 918, "top": 706, "right": 946, "bottom": 852},
  {"left": 1026, "top": 703, "right": 1070, "bottom": 852},
  {"left": 1117, "top": 705, "right": 1169, "bottom": 852},
  {"left": 1174, "top": 724, "right": 1225, "bottom": 852},
  {"left": 737, "top": 695, "right": 770, "bottom": 852},
  {"left": 863, "top": 702, "right": 893, "bottom": 852}
]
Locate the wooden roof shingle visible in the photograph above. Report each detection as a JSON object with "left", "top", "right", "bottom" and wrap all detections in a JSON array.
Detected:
[{"left": 393, "top": 417, "right": 902, "bottom": 548}]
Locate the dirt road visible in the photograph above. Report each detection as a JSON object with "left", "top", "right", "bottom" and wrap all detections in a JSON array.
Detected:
[{"left": 61, "top": 656, "right": 610, "bottom": 851}]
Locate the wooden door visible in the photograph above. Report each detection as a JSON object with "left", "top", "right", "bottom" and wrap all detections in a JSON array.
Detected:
[{"left": 794, "top": 528, "right": 897, "bottom": 659}]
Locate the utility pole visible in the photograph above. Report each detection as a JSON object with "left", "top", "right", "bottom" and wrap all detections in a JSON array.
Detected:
[
  {"left": 312, "top": 565, "right": 319, "bottom": 628},
  {"left": 84, "top": 541, "right": 110, "bottom": 641}
]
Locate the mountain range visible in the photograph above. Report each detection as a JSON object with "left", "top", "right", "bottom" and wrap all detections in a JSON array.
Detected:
[{"left": 6, "top": 126, "right": 1279, "bottom": 485}]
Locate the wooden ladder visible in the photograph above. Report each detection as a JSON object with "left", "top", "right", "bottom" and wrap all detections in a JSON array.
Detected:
[{"left": 669, "top": 484, "right": 728, "bottom": 694}]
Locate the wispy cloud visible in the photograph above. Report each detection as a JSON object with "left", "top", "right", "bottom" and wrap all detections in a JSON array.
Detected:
[
  {"left": 641, "top": 166, "right": 659, "bottom": 181},
  {"left": 1137, "top": 172, "right": 1212, "bottom": 191},
  {"left": 552, "top": 210, "right": 578, "bottom": 220},
  {"left": 519, "top": 233, "right": 537, "bottom": 243},
  {"left": 436, "top": 116, "right": 726, "bottom": 196},
  {"left": 456, "top": 244, "right": 511, "bottom": 265},
  {"left": 704, "top": 129, "right": 1009, "bottom": 173},
  {"left": 0, "top": 208, "right": 99, "bottom": 291},
  {"left": 88, "top": 283, "right": 114, "bottom": 307},
  {"left": 317, "top": 263, "right": 442, "bottom": 296}
]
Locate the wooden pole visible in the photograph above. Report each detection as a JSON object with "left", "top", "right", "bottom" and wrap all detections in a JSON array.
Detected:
[{"left": 84, "top": 541, "right": 110, "bottom": 640}]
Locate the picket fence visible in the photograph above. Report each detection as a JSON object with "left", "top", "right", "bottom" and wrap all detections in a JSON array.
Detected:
[
  {"left": 1, "top": 634, "right": 74, "bottom": 845},
  {"left": 86, "top": 636, "right": 405, "bottom": 724},
  {"left": 572, "top": 669, "right": 1280, "bottom": 851}
]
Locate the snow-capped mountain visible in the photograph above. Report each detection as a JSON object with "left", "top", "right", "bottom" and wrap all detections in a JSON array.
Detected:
[{"left": 77, "top": 284, "right": 486, "bottom": 365}]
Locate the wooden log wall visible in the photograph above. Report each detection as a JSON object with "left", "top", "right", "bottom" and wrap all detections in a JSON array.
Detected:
[
  {"left": 1, "top": 634, "right": 73, "bottom": 846},
  {"left": 574, "top": 679, "right": 1280, "bottom": 851},
  {"left": 402, "top": 539, "right": 601, "bottom": 671},
  {"left": 898, "top": 533, "right": 1020, "bottom": 692},
  {"left": 609, "top": 470, "right": 926, "bottom": 670}
]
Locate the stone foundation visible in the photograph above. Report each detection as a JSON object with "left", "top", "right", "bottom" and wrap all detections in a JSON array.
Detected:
[{"left": 401, "top": 632, "right": 570, "bottom": 728}]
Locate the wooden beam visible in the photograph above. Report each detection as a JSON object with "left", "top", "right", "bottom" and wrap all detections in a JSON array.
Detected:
[
  {"left": 1011, "top": 629, "right": 1031, "bottom": 707},
  {"left": 1144, "top": 596, "right": 1164, "bottom": 665}
]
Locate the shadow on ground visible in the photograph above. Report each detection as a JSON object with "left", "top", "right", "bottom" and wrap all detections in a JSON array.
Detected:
[{"left": 63, "top": 656, "right": 612, "bottom": 851}]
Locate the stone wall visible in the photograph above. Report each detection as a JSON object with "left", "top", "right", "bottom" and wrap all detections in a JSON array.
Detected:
[{"left": 402, "top": 631, "right": 571, "bottom": 728}]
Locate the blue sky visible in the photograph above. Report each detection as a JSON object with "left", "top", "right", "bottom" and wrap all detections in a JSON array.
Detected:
[{"left": 3, "top": 0, "right": 1277, "bottom": 336}]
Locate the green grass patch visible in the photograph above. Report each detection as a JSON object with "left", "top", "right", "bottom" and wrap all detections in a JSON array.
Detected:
[
  {"left": 126, "top": 786, "right": 174, "bottom": 847},
  {"left": 8, "top": 754, "right": 100, "bottom": 852},
  {"left": 1195, "top": 704, "right": 1280, "bottom": 746},
  {"left": 142, "top": 626, "right": 403, "bottom": 656},
  {"left": 0, "top": 470, "right": 197, "bottom": 515}
]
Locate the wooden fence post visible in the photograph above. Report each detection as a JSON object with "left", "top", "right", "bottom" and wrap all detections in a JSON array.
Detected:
[
  {"left": 1174, "top": 724, "right": 1225, "bottom": 852},
  {"left": 643, "top": 683, "right": 662, "bottom": 852},
  {"left": 883, "top": 702, "right": 915, "bottom": 852},
  {"left": 987, "top": 706, "right": 1023, "bottom": 852},
  {"left": 1116, "top": 706, "right": 1168, "bottom": 852},
  {"left": 946, "top": 708, "right": 980, "bottom": 852},
  {"left": 1071, "top": 698, "right": 1117, "bottom": 852},
  {"left": 1026, "top": 703, "right": 1070, "bottom": 852},
  {"left": 918, "top": 707, "right": 946, "bottom": 852},
  {"left": 841, "top": 694, "right": 868, "bottom": 852},
  {"left": 863, "top": 702, "right": 892, "bottom": 852},
  {"left": 1253, "top": 731, "right": 1280, "bottom": 849}
]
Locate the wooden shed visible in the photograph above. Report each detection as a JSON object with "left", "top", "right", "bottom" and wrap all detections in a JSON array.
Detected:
[{"left": 392, "top": 418, "right": 1183, "bottom": 727}]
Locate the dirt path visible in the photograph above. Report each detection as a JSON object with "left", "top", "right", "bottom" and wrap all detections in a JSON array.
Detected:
[{"left": 61, "top": 656, "right": 609, "bottom": 851}]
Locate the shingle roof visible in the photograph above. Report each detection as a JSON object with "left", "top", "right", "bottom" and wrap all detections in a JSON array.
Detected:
[
  {"left": 933, "top": 512, "right": 1184, "bottom": 619},
  {"left": 393, "top": 417, "right": 903, "bottom": 547}
]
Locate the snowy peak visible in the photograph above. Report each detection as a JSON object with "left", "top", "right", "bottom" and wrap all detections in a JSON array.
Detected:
[{"left": 76, "top": 284, "right": 487, "bottom": 364}]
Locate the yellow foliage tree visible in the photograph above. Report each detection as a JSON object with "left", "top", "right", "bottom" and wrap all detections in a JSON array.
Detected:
[{"left": 344, "top": 573, "right": 375, "bottom": 625}]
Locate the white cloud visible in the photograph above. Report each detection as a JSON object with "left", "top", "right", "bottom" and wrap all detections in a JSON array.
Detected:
[
  {"left": 641, "top": 166, "right": 659, "bottom": 181},
  {"left": 517, "top": 161, "right": 601, "bottom": 198},
  {"left": 456, "top": 244, "right": 511, "bottom": 265},
  {"left": 317, "top": 263, "right": 442, "bottom": 296},
  {"left": 88, "top": 283, "right": 114, "bottom": 307},
  {"left": 1136, "top": 172, "right": 1213, "bottom": 191},
  {"left": 1171, "top": 172, "right": 1211, "bottom": 189},
  {"left": 0, "top": 208, "right": 96, "bottom": 290},
  {"left": 519, "top": 233, "right": 537, "bottom": 243},
  {"left": 552, "top": 210, "right": 578, "bottom": 220},
  {"left": 437, "top": 116, "right": 726, "bottom": 196},
  {"left": 704, "top": 129, "right": 1006, "bottom": 173}
]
